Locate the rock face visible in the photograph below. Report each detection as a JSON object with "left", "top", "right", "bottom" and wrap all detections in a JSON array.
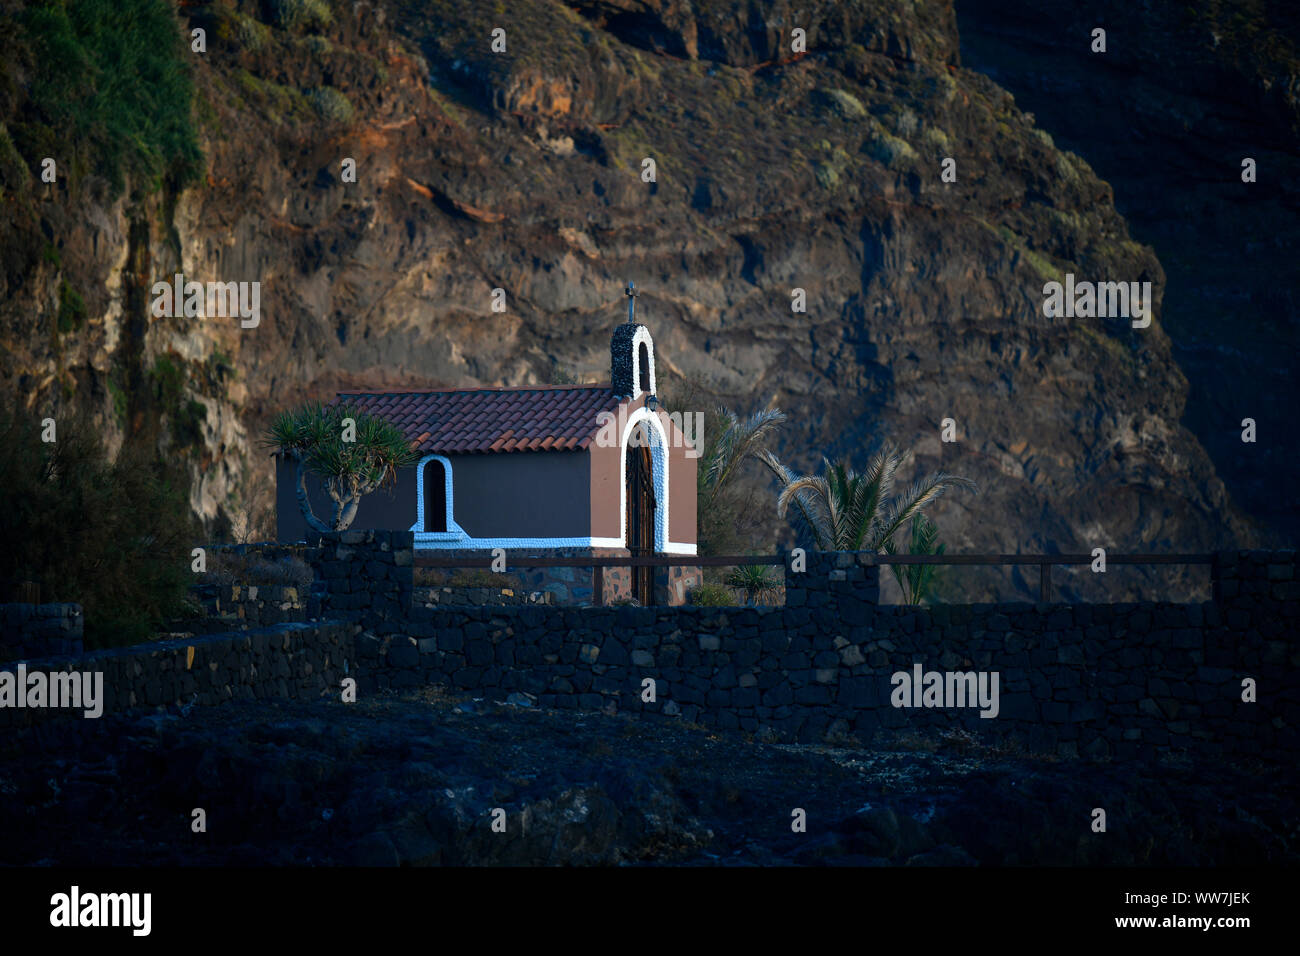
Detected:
[
  {"left": 0, "top": 0, "right": 1281, "bottom": 598},
  {"left": 956, "top": 0, "right": 1300, "bottom": 547}
]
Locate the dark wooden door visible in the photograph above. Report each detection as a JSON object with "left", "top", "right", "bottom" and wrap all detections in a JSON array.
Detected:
[{"left": 625, "top": 432, "right": 656, "bottom": 604}]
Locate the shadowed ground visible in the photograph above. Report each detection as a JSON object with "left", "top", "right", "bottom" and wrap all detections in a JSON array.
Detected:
[{"left": 0, "top": 687, "right": 1293, "bottom": 866}]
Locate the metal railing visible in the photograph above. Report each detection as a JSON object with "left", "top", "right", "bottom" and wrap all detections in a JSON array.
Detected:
[{"left": 415, "top": 552, "right": 1215, "bottom": 605}]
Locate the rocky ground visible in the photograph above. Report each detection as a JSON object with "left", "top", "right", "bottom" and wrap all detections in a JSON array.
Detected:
[{"left": 0, "top": 688, "right": 1294, "bottom": 866}]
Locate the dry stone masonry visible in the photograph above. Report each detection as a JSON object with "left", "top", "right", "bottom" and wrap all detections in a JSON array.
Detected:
[
  {"left": 1, "top": 603, "right": 84, "bottom": 662},
  {"left": 2, "top": 537, "right": 1295, "bottom": 764}
]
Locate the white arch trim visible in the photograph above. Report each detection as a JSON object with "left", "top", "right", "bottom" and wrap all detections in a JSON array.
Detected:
[
  {"left": 631, "top": 325, "right": 656, "bottom": 398},
  {"left": 618, "top": 407, "right": 695, "bottom": 555},
  {"left": 410, "top": 454, "right": 466, "bottom": 541}
]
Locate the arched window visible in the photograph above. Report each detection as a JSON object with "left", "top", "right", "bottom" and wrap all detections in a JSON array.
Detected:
[
  {"left": 638, "top": 342, "right": 651, "bottom": 394},
  {"left": 423, "top": 459, "right": 447, "bottom": 532}
]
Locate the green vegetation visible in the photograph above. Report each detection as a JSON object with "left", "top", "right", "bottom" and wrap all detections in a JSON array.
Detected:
[
  {"left": 173, "top": 398, "right": 207, "bottom": 449},
  {"left": 267, "top": 0, "right": 333, "bottom": 33},
  {"left": 658, "top": 376, "right": 786, "bottom": 558},
  {"left": 822, "top": 88, "right": 867, "bottom": 118},
  {"left": 235, "top": 13, "right": 272, "bottom": 52},
  {"left": 307, "top": 86, "right": 353, "bottom": 124},
  {"left": 762, "top": 447, "right": 975, "bottom": 553},
  {"left": 686, "top": 582, "right": 732, "bottom": 607},
  {"left": 265, "top": 401, "right": 419, "bottom": 532},
  {"left": 148, "top": 354, "right": 208, "bottom": 448},
  {"left": 234, "top": 68, "right": 312, "bottom": 125},
  {"left": 107, "top": 377, "right": 127, "bottom": 425},
  {"left": 11, "top": 0, "right": 203, "bottom": 196},
  {"left": 0, "top": 407, "right": 197, "bottom": 647},
  {"left": 55, "top": 279, "right": 86, "bottom": 332},
  {"left": 148, "top": 353, "right": 185, "bottom": 406},
  {"left": 864, "top": 130, "right": 918, "bottom": 168},
  {"left": 0, "top": 122, "right": 32, "bottom": 197},
  {"left": 883, "top": 513, "right": 946, "bottom": 606},
  {"left": 724, "top": 564, "right": 782, "bottom": 606}
]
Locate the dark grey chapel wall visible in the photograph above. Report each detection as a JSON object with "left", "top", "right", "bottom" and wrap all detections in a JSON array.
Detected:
[
  {"left": 276, "top": 455, "right": 416, "bottom": 542},
  {"left": 448, "top": 451, "right": 591, "bottom": 539},
  {"left": 277, "top": 452, "right": 589, "bottom": 541}
]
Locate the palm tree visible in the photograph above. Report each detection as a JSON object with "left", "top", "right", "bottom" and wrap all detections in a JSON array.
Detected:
[
  {"left": 699, "top": 406, "right": 786, "bottom": 512},
  {"left": 264, "top": 401, "right": 419, "bottom": 532},
  {"left": 883, "top": 512, "right": 946, "bottom": 605},
  {"left": 760, "top": 445, "right": 975, "bottom": 552},
  {"left": 655, "top": 374, "right": 787, "bottom": 555}
]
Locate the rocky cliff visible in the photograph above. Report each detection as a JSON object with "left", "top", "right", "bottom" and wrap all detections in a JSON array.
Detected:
[
  {"left": 957, "top": 0, "right": 1300, "bottom": 555},
  {"left": 2, "top": 0, "right": 1289, "bottom": 600}
]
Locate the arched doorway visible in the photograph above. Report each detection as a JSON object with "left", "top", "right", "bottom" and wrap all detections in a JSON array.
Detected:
[{"left": 625, "top": 423, "right": 656, "bottom": 604}]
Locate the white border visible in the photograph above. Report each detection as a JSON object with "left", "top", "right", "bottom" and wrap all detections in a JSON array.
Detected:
[
  {"left": 410, "top": 454, "right": 466, "bottom": 539},
  {"left": 630, "top": 326, "right": 656, "bottom": 397}
]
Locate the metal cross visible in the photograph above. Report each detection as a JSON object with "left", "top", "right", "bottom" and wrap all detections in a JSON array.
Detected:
[{"left": 625, "top": 280, "right": 638, "bottom": 323}]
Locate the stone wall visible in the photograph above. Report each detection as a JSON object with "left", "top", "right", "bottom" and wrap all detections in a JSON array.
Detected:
[
  {"left": 190, "top": 583, "right": 316, "bottom": 630},
  {"left": 309, "top": 530, "right": 413, "bottom": 633},
  {"left": 359, "top": 552, "right": 1297, "bottom": 763},
  {"left": 0, "top": 620, "right": 353, "bottom": 730},
  {"left": 200, "top": 531, "right": 410, "bottom": 631},
  {"left": 5, "top": 538, "right": 1294, "bottom": 764},
  {"left": 414, "top": 586, "right": 555, "bottom": 607},
  {"left": 1, "top": 603, "right": 84, "bottom": 662},
  {"left": 653, "top": 563, "right": 704, "bottom": 606},
  {"left": 416, "top": 547, "right": 700, "bottom": 606}
]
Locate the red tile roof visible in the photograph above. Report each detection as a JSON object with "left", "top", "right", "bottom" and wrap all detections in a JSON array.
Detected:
[{"left": 331, "top": 385, "right": 621, "bottom": 454}]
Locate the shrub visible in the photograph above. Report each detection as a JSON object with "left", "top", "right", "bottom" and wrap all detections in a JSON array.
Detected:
[
  {"left": 0, "top": 408, "right": 197, "bottom": 647},
  {"left": 687, "top": 583, "right": 733, "bottom": 607},
  {"left": 200, "top": 552, "right": 313, "bottom": 589},
  {"left": 724, "top": 564, "right": 782, "bottom": 605},
  {"left": 657, "top": 374, "right": 785, "bottom": 557},
  {"left": 266, "top": 0, "right": 333, "bottom": 33},
  {"left": 307, "top": 86, "right": 353, "bottom": 124},
  {"left": 236, "top": 14, "right": 272, "bottom": 52},
  {"left": 56, "top": 280, "right": 87, "bottom": 332}
]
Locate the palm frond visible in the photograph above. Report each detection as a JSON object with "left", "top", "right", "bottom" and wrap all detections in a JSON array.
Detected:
[{"left": 873, "top": 473, "right": 976, "bottom": 550}]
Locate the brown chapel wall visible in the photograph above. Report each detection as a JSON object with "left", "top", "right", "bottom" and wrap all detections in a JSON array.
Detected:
[
  {"left": 586, "top": 401, "right": 699, "bottom": 548},
  {"left": 663, "top": 415, "right": 697, "bottom": 547},
  {"left": 590, "top": 426, "right": 622, "bottom": 541}
]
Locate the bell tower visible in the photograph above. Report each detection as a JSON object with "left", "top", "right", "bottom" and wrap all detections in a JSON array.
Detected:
[{"left": 611, "top": 280, "right": 656, "bottom": 399}]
